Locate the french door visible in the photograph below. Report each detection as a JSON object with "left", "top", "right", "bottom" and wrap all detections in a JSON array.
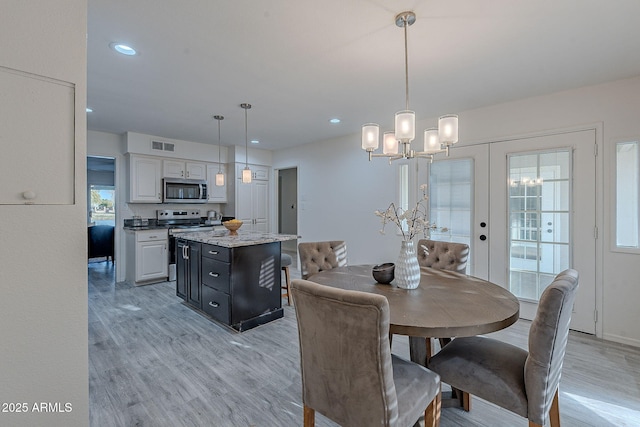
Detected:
[{"left": 427, "top": 130, "right": 597, "bottom": 334}]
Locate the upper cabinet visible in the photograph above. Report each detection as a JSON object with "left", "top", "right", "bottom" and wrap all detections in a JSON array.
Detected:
[
  {"left": 163, "top": 160, "right": 206, "bottom": 180},
  {"left": 128, "top": 154, "right": 162, "bottom": 203},
  {"left": 207, "top": 163, "right": 227, "bottom": 203}
]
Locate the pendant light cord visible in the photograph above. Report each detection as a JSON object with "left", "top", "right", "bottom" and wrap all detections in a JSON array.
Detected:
[
  {"left": 217, "top": 118, "right": 222, "bottom": 172},
  {"left": 403, "top": 16, "right": 410, "bottom": 111},
  {"left": 244, "top": 106, "right": 249, "bottom": 167}
]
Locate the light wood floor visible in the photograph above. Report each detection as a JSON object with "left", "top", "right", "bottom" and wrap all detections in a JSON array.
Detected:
[{"left": 89, "top": 259, "right": 640, "bottom": 426}]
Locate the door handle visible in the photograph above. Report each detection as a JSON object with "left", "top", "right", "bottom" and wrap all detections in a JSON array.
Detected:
[
  {"left": 209, "top": 272, "right": 219, "bottom": 277},
  {"left": 209, "top": 301, "right": 219, "bottom": 308}
]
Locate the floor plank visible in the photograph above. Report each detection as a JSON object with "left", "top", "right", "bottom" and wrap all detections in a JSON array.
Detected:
[{"left": 88, "top": 260, "right": 640, "bottom": 426}]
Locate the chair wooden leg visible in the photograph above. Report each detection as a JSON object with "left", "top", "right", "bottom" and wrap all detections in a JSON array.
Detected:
[
  {"left": 549, "top": 388, "right": 560, "bottom": 427},
  {"left": 462, "top": 391, "right": 471, "bottom": 411},
  {"left": 282, "top": 266, "right": 292, "bottom": 305},
  {"left": 303, "top": 405, "right": 315, "bottom": 427},
  {"left": 424, "top": 387, "right": 442, "bottom": 427},
  {"left": 529, "top": 388, "right": 560, "bottom": 427}
]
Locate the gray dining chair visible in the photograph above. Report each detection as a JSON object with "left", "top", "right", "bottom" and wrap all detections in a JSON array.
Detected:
[
  {"left": 297, "top": 240, "right": 347, "bottom": 280},
  {"left": 290, "top": 279, "right": 442, "bottom": 427},
  {"left": 417, "top": 239, "right": 469, "bottom": 273},
  {"left": 416, "top": 239, "right": 470, "bottom": 358},
  {"left": 428, "top": 269, "right": 579, "bottom": 427}
]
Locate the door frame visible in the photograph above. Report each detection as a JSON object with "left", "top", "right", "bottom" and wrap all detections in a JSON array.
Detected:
[{"left": 275, "top": 166, "right": 299, "bottom": 253}]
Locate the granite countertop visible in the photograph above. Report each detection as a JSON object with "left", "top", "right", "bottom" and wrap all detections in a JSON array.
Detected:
[{"left": 176, "top": 230, "right": 299, "bottom": 248}]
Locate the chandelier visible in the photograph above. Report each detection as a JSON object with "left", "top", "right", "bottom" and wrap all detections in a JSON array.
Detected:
[{"left": 362, "top": 11, "right": 459, "bottom": 163}]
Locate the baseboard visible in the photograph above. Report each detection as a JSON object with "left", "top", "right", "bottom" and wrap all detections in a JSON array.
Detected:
[{"left": 602, "top": 332, "right": 640, "bottom": 348}]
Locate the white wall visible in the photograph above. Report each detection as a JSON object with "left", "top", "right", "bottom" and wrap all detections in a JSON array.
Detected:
[
  {"left": 273, "top": 75, "right": 640, "bottom": 347},
  {"left": 0, "top": 1, "right": 89, "bottom": 426}
]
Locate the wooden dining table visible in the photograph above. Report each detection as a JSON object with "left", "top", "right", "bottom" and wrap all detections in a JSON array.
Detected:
[{"left": 308, "top": 264, "right": 521, "bottom": 407}]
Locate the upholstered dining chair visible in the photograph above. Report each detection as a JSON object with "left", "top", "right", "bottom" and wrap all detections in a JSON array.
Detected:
[
  {"left": 297, "top": 240, "right": 347, "bottom": 280},
  {"left": 416, "top": 239, "right": 470, "bottom": 357},
  {"left": 290, "top": 279, "right": 441, "bottom": 427},
  {"left": 428, "top": 269, "right": 579, "bottom": 427},
  {"left": 417, "top": 239, "right": 469, "bottom": 273}
]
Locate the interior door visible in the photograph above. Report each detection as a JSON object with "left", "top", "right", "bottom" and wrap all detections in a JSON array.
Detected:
[
  {"left": 428, "top": 130, "right": 597, "bottom": 334},
  {"left": 489, "top": 130, "right": 596, "bottom": 334}
]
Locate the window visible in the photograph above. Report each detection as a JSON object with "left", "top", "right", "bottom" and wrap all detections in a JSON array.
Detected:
[
  {"left": 616, "top": 141, "right": 639, "bottom": 249},
  {"left": 90, "top": 185, "right": 115, "bottom": 226}
]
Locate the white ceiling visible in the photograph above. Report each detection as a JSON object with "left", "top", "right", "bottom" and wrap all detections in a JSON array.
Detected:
[{"left": 87, "top": 0, "right": 640, "bottom": 152}]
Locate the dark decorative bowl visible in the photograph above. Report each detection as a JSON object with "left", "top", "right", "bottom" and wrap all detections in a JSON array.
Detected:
[{"left": 372, "top": 263, "right": 395, "bottom": 284}]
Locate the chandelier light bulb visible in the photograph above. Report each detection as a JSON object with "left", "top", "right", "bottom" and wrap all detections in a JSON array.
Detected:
[
  {"left": 423, "top": 128, "right": 441, "bottom": 154},
  {"left": 438, "top": 114, "right": 459, "bottom": 145},
  {"left": 383, "top": 131, "right": 399, "bottom": 155},
  {"left": 362, "top": 123, "right": 380, "bottom": 151}
]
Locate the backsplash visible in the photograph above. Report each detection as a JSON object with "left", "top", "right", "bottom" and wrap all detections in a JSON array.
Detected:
[{"left": 125, "top": 202, "right": 224, "bottom": 221}]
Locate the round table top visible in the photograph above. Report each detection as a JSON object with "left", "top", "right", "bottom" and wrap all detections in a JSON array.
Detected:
[{"left": 308, "top": 265, "right": 520, "bottom": 338}]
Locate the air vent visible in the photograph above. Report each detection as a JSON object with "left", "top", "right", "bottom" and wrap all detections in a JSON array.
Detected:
[{"left": 151, "top": 141, "right": 176, "bottom": 152}]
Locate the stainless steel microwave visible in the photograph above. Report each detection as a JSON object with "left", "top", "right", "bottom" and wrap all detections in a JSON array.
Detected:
[{"left": 162, "top": 178, "right": 208, "bottom": 203}]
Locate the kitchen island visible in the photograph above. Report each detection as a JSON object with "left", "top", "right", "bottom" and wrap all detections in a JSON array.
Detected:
[{"left": 175, "top": 230, "right": 298, "bottom": 332}]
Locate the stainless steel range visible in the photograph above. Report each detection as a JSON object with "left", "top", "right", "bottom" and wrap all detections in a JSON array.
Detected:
[{"left": 157, "top": 209, "right": 220, "bottom": 281}]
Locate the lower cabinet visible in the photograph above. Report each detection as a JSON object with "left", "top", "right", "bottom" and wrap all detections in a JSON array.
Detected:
[
  {"left": 176, "top": 239, "right": 283, "bottom": 331},
  {"left": 176, "top": 239, "right": 201, "bottom": 308},
  {"left": 126, "top": 229, "right": 168, "bottom": 285}
]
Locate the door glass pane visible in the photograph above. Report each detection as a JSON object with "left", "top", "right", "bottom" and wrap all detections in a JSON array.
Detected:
[
  {"left": 508, "top": 149, "right": 571, "bottom": 301},
  {"left": 429, "top": 158, "right": 473, "bottom": 267}
]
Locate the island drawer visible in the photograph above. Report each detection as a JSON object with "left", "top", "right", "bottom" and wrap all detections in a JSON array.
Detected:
[
  {"left": 202, "top": 258, "right": 231, "bottom": 293},
  {"left": 202, "top": 286, "right": 230, "bottom": 325},
  {"left": 202, "top": 244, "right": 230, "bottom": 262}
]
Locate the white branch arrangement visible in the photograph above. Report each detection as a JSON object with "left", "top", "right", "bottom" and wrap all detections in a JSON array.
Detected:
[{"left": 374, "top": 184, "right": 448, "bottom": 241}]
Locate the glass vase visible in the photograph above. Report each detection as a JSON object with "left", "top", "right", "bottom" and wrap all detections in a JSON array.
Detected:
[{"left": 395, "top": 240, "right": 421, "bottom": 289}]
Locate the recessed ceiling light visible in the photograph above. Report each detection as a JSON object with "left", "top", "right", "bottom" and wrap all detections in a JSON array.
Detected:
[
  {"left": 86, "top": 107, "right": 93, "bottom": 113},
  {"left": 109, "top": 42, "right": 137, "bottom": 56},
  {"left": 251, "top": 140, "right": 260, "bottom": 144},
  {"left": 329, "top": 118, "right": 341, "bottom": 124}
]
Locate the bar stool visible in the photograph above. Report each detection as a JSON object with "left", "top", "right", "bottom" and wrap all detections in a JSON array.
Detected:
[{"left": 281, "top": 253, "right": 293, "bottom": 305}]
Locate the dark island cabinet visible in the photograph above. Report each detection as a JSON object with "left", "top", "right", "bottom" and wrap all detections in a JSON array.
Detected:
[
  {"left": 176, "top": 239, "right": 283, "bottom": 332},
  {"left": 176, "top": 239, "right": 201, "bottom": 308}
]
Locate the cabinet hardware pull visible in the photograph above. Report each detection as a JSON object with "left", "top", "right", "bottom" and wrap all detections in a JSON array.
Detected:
[
  {"left": 209, "top": 251, "right": 218, "bottom": 255},
  {"left": 209, "top": 301, "right": 219, "bottom": 308},
  {"left": 209, "top": 272, "right": 219, "bottom": 277}
]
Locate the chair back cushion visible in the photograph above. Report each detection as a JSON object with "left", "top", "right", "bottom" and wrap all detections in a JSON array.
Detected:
[
  {"left": 525, "top": 269, "right": 579, "bottom": 425},
  {"left": 291, "top": 279, "right": 398, "bottom": 426},
  {"left": 298, "top": 240, "right": 347, "bottom": 279},
  {"left": 417, "top": 239, "right": 469, "bottom": 273}
]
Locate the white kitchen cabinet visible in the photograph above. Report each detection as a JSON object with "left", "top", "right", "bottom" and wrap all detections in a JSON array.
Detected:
[
  {"left": 128, "top": 154, "right": 162, "bottom": 203},
  {"left": 206, "top": 163, "right": 227, "bottom": 202},
  {"left": 236, "top": 164, "right": 270, "bottom": 181},
  {"left": 163, "top": 159, "right": 206, "bottom": 180},
  {"left": 126, "top": 229, "right": 168, "bottom": 284},
  {"left": 235, "top": 164, "right": 269, "bottom": 232}
]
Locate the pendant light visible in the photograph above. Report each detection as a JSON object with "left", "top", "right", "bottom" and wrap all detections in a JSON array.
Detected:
[
  {"left": 361, "top": 11, "right": 459, "bottom": 163},
  {"left": 213, "top": 115, "right": 225, "bottom": 186},
  {"left": 240, "top": 103, "right": 252, "bottom": 184}
]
